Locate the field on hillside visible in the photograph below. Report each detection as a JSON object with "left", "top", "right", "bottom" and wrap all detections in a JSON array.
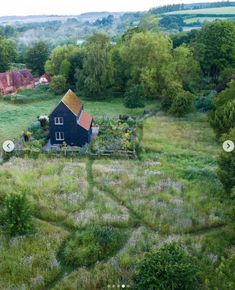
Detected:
[
  {"left": 184, "top": 16, "right": 228, "bottom": 24},
  {"left": 166, "top": 6, "right": 235, "bottom": 15},
  {"left": 0, "top": 88, "right": 233, "bottom": 289}
]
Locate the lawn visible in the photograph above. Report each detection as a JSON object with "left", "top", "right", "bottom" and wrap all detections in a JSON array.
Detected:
[{"left": 0, "top": 97, "right": 233, "bottom": 289}]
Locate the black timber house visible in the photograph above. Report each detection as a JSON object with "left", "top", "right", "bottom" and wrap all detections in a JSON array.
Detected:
[{"left": 49, "top": 89, "right": 93, "bottom": 147}]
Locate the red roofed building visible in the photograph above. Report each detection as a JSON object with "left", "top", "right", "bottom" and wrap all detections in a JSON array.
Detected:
[
  {"left": 39, "top": 74, "right": 52, "bottom": 84},
  {"left": 0, "top": 69, "right": 35, "bottom": 95}
]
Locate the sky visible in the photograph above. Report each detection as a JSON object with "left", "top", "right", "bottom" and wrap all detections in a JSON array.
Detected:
[{"left": 1, "top": 0, "right": 220, "bottom": 16}]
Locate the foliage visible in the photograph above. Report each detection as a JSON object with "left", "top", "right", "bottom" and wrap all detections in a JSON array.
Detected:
[
  {"left": 2, "top": 192, "right": 34, "bottom": 236},
  {"left": 62, "top": 226, "right": 127, "bottom": 267},
  {"left": 76, "top": 33, "right": 112, "bottom": 99},
  {"left": 173, "top": 44, "right": 201, "bottom": 91},
  {"left": 50, "top": 75, "right": 68, "bottom": 95},
  {"left": 217, "top": 128, "right": 235, "bottom": 194},
  {"left": 25, "top": 41, "right": 49, "bottom": 76},
  {"left": 160, "top": 15, "right": 184, "bottom": 31},
  {"left": 194, "top": 20, "right": 235, "bottom": 81},
  {"left": 209, "top": 81, "right": 235, "bottom": 136},
  {"left": 0, "top": 36, "right": 16, "bottom": 72},
  {"left": 124, "top": 84, "right": 145, "bottom": 108},
  {"left": 134, "top": 242, "right": 201, "bottom": 290},
  {"left": 169, "top": 91, "right": 194, "bottom": 117},
  {"left": 92, "top": 118, "right": 137, "bottom": 153}
]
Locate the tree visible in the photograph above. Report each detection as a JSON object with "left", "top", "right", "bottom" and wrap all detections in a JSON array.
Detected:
[
  {"left": 194, "top": 20, "right": 235, "bottom": 81},
  {"left": 75, "top": 33, "right": 112, "bottom": 98},
  {"left": 25, "top": 41, "right": 49, "bottom": 76},
  {"left": 2, "top": 192, "right": 34, "bottom": 236},
  {"left": 59, "top": 59, "right": 72, "bottom": 79},
  {"left": 134, "top": 242, "right": 201, "bottom": 290},
  {"left": 209, "top": 81, "right": 235, "bottom": 137},
  {"left": 121, "top": 32, "right": 173, "bottom": 98},
  {"left": 45, "top": 44, "right": 80, "bottom": 78},
  {"left": 173, "top": 44, "right": 201, "bottom": 91},
  {"left": 0, "top": 36, "right": 16, "bottom": 72},
  {"left": 217, "top": 128, "right": 235, "bottom": 194},
  {"left": 124, "top": 84, "right": 145, "bottom": 108},
  {"left": 50, "top": 75, "right": 67, "bottom": 95}
]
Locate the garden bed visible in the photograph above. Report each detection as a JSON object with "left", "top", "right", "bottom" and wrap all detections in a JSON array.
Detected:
[{"left": 4, "top": 116, "right": 140, "bottom": 160}]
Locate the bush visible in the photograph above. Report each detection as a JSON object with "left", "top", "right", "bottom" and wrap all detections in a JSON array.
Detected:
[
  {"left": 2, "top": 192, "right": 34, "bottom": 236},
  {"left": 124, "top": 84, "right": 145, "bottom": 108},
  {"left": 62, "top": 226, "right": 127, "bottom": 267},
  {"left": 209, "top": 100, "right": 235, "bottom": 137},
  {"left": 217, "top": 128, "right": 235, "bottom": 194},
  {"left": 169, "top": 91, "right": 194, "bottom": 117},
  {"left": 209, "top": 81, "right": 235, "bottom": 136},
  {"left": 161, "top": 81, "right": 182, "bottom": 111},
  {"left": 50, "top": 75, "right": 68, "bottom": 95},
  {"left": 134, "top": 242, "right": 201, "bottom": 290}
]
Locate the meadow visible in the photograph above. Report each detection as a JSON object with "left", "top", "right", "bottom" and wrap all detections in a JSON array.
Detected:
[{"left": 0, "top": 87, "right": 233, "bottom": 289}]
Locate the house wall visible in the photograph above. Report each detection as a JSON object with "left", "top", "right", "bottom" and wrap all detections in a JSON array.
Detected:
[
  {"left": 77, "top": 125, "right": 92, "bottom": 147},
  {"left": 49, "top": 102, "right": 80, "bottom": 146}
]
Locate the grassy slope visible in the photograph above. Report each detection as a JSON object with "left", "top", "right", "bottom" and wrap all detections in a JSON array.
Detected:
[{"left": 165, "top": 6, "right": 235, "bottom": 15}]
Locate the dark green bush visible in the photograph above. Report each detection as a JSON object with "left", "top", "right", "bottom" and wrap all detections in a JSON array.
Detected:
[
  {"left": 124, "top": 84, "right": 145, "bottom": 108},
  {"left": 217, "top": 128, "right": 235, "bottom": 194},
  {"left": 134, "top": 242, "right": 201, "bottom": 290},
  {"left": 2, "top": 192, "right": 34, "bottom": 236},
  {"left": 169, "top": 91, "right": 194, "bottom": 117},
  {"left": 62, "top": 226, "right": 127, "bottom": 267}
]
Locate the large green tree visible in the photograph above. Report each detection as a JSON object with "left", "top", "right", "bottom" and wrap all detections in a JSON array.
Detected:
[
  {"left": 0, "top": 36, "right": 16, "bottom": 72},
  {"left": 25, "top": 41, "right": 49, "bottom": 76},
  {"left": 75, "top": 33, "right": 112, "bottom": 98},
  {"left": 194, "top": 20, "right": 235, "bottom": 81},
  {"left": 120, "top": 32, "right": 173, "bottom": 98}
]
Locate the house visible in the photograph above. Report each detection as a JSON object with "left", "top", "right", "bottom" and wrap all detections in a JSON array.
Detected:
[
  {"left": 39, "top": 74, "right": 51, "bottom": 84},
  {"left": 0, "top": 69, "right": 35, "bottom": 95},
  {"left": 49, "top": 89, "right": 93, "bottom": 147}
]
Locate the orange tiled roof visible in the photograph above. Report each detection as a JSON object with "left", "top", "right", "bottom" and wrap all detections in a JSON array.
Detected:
[
  {"left": 62, "top": 89, "right": 83, "bottom": 116},
  {"left": 78, "top": 111, "right": 93, "bottom": 130}
]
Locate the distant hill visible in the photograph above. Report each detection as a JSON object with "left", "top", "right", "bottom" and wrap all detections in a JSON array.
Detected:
[{"left": 150, "top": 1, "right": 235, "bottom": 14}]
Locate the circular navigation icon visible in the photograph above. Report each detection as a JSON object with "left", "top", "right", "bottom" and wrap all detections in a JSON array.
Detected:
[
  {"left": 2, "top": 140, "right": 15, "bottom": 153},
  {"left": 222, "top": 140, "right": 234, "bottom": 153}
]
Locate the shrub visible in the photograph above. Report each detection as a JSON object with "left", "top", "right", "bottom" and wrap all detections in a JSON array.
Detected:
[
  {"left": 209, "top": 100, "right": 235, "bottom": 137},
  {"left": 124, "top": 84, "right": 145, "bottom": 108},
  {"left": 217, "top": 128, "right": 235, "bottom": 194},
  {"left": 134, "top": 242, "right": 201, "bottom": 290},
  {"left": 50, "top": 75, "right": 67, "bottom": 95},
  {"left": 2, "top": 192, "right": 34, "bottom": 236},
  {"left": 161, "top": 81, "right": 182, "bottom": 111},
  {"left": 169, "top": 91, "right": 194, "bottom": 117},
  {"left": 209, "top": 81, "right": 235, "bottom": 136},
  {"left": 62, "top": 226, "right": 127, "bottom": 267}
]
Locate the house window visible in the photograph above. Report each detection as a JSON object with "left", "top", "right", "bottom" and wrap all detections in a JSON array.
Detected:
[
  {"left": 54, "top": 117, "right": 64, "bottom": 125},
  {"left": 55, "top": 132, "right": 65, "bottom": 141}
]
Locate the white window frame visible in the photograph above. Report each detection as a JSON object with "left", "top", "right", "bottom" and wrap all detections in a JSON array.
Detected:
[
  {"left": 55, "top": 132, "right": 65, "bottom": 141},
  {"left": 54, "top": 117, "right": 64, "bottom": 125}
]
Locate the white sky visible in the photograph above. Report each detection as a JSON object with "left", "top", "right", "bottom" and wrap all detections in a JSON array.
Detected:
[{"left": 1, "top": 0, "right": 220, "bottom": 16}]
